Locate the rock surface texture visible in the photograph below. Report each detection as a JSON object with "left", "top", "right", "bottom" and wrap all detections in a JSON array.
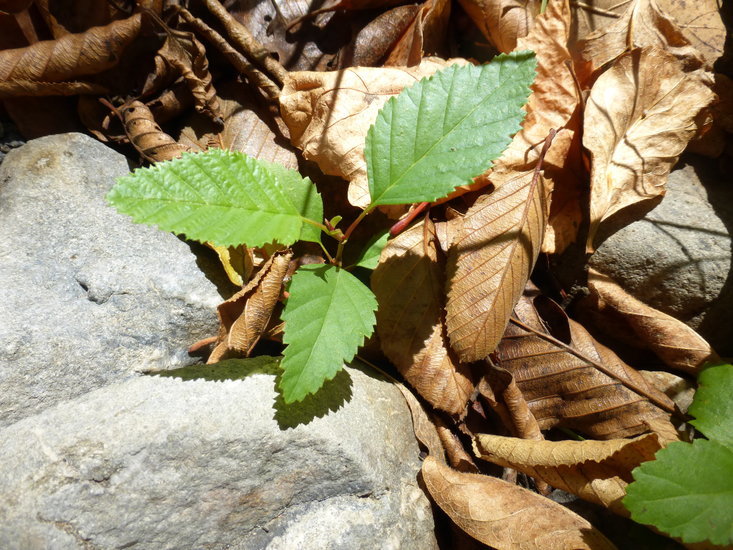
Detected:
[
  {"left": 0, "top": 134, "right": 436, "bottom": 549},
  {"left": 590, "top": 158, "right": 733, "bottom": 354},
  {"left": 0, "top": 133, "right": 222, "bottom": 426},
  {"left": 0, "top": 363, "right": 436, "bottom": 550}
]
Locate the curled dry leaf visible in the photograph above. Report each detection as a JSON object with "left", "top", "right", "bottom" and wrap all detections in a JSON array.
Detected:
[
  {"left": 479, "top": 366, "right": 543, "bottom": 441},
  {"left": 421, "top": 456, "right": 618, "bottom": 550},
  {"left": 473, "top": 432, "right": 664, "bottom": 515},
  {"left": 583, "top": 46, "right": 715, "bottom": 251},
  {"left": 587, "top": 268, "right": 718, "bottom": 374},
  {"left": 205, "top": 243, "right": 254, "bottom": 287},
  {"left": 457, "top": 0, "right": 541, "bottom": 53},
  {"left": 278, "top": 58, "right": 458, "bottom": 209},
  {"left": 347, "top": 5, "right": 421, "bottom": 67},
  {"left": 372, "top": 219, "right": 474, "bottom": 415},
  {"left": 384, "top": 0, "right": 451, "bottom": 66},
  {"left": 445, "top": 168, "right": 550, "bottom": 363},
  {"left": 576, "top": 0, "right": 705, "bottom": 83},
  {"left": 120, "top": 101, "right": 191, "bottom": 163},
  {"left": 434, "top": 414, "right": 479, "bottom": 472},
  {"left": 498, "top": 289, "right": 677, "bottom": 440},
  {"left": 639, "top": 370, "right": 696, "bottom": 414},
  {"left": 208, "top": 251, "right": 292, "bottom": 363},
  {"left": 0, "top": 13, "right": 141, "bottom": 93}
]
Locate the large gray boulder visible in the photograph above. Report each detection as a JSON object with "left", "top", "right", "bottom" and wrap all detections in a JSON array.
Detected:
[
  {"left": 590, "top": 159, "right": 733, "bottom": 354},
  {"left": 0, "top": 361, "right": 436, "bottom": 549},
  {"left": 0, "top": 133, "right": 223, "bottom": 426}
]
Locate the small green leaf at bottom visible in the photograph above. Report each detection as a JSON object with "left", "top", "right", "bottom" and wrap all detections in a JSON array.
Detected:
[{"left": 279, "top": 264, "right": 377, "bottom": 403}]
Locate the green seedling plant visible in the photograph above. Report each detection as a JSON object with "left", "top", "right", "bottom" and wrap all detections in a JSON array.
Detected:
[
  {"left": 624, "top": 362, "right": 733, "bottom": 546},
  {"left": 107, "top": 51, "right": 536, "bottom": 403}
]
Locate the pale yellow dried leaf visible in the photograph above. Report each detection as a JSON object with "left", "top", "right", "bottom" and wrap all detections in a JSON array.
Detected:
[
  {"left": 278, "top": 58, "right": 459, "bottom": 209},
  {"left": 656, "top": 0, "right": 725, "bottom": 67},
  {"left": 421, "top": 456, "right": 618, "bottom": 549},
  {"left": 583, "top": 46, "right": 715, "bottom": 251},
  {"left": 473, "top": 432, "right": 663, "bottom": 514},
  {"left": 205, "top": 243, "right": 254, "bottom": 287},
  {"left": 588, "top": 268, "right": 718, "bottom": 374},
  {"left": 456, "top": 0, "right": 541, "bottom": 53},
  {"left": 498, "top": 289, "right": 677, "bottom": 439},
  {"left": 209, "top": 251, "right": 291, "bottom": 362},
  {"left": 373, "top": 220, "right": 474, "bottom": 415},
  {"left": 446, "top": 169, "right": 549, "bottom": 362},
  {"left": 577, "top": 0, "right": 705, "bottom": 81}
]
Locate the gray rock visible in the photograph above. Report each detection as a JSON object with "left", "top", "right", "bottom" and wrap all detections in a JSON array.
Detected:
[
  {"left": 0, "top": 360, "right": 437, "bottom": 550},
  {"left": 590, "top": 158, "right": 733, "bottom": 354},
  {"left": 0, "top": 133, "right": 222, "bottom": 427}
]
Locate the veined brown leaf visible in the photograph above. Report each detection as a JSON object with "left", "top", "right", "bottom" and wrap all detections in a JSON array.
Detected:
[
  {"left": 421, "top": 456, "right": 618, "bottom": 550},
  {"left": 586, "top": 268, "right": 718, "bottom": 374},
  {"left": 583, "top": 46, "right": 715, "bottom": 251},
  {"left": 208, "top": 251, "right": 292, "bottom": 363},
  {"left": 373, "top": 219, "right": 474, "bottom": 415},
  {"left": 497, "top": 288, "right": 677, "bottom": 440},
  {"left": 446, "top": 169, "right": 550, "bottom": 363},
  {"left": 473, "top": 432, "right": 664, "bottom": 515},
  {"left": 656, "top": 0, "right": 725, "bottom": 67},
  {"left": 120, "top": 101, "right": 191, "bottom": 163},
  {"left": 385, "top": 0, "right": 450, "bottom": 66},
  {"left": 479, "top": 366, "right": 543, "bottom": 441}
]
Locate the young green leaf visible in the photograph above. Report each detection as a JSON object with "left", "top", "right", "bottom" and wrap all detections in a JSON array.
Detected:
[
  {"left": 365, "top": 52, "right": 536, "bottom": 207},
  {"left": 353, "top": 229, "right": 389, "bottom": 269},
  {"left": 624, "top": 363, "right": 733, "bottom": 546},
  {"left": 279, "top": 264, "right": 377, "bottom": 403},
  {"left": 107, "top": 149, "right": 323, "bottom": 247}
]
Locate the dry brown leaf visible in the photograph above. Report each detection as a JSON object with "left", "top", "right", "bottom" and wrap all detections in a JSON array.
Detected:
[
  {"left": 445, "top": 169, "right": 550, "bottom": 363},
  {"left": 656, "top": 0, "right": 725, "bottom": 67},
  {"left": 583, "top": 46, "right": 715, "bottom": 251},
  {"left": 179, "top": 81, "right": 298, "bottom": 169},
  {"left": 570, "top": 0, "right": 630, "bottom": 42},
  {"left": 481, "top": 365, "right": 543, "bottom": 441},
  {"left": 372, "top": 219, "right": 474, "bottom": 415},
  {"left": 587, "top": 268, "right": 718, "bottom": 374},
  {"left": 278, "top": 58, "right": 460, "bottom": 209},
  {"left": 0, "top": 14, "right": 142, "bottom": 90},
  {"left": 347, "top": 5, "right": 421, "bottom": 66},
  {"left": 576, "top": 0, "right": 705, "bottom": 83},
  {"left": 473, "top": 432, "right": 664, "bottom": 515},
  {"left": 639, "top": 370, "right": 695, "bottom": 414},
  {"left": 150, "top": 27, "right": 221, "bottom": 122},
  {"left": 120, "top": 101, "right": 191, "bottom": 163},
  {"left": 209, "top": 251, "right": 292, "bottom": 363},
  {"left": 421, "top": 455, "right": 618, "bottom": 549},
  {"left": 457, "top": 0, "right": 541, "bottom": 53},
  {"left": 434, "top": 414, "right": 479, "bottom": 472},
  {"left": 498, "top": 289, "right": 678, "bottom": 440},
  {"left": 385, "top": 0, "right": 451, "bottom": 66}
]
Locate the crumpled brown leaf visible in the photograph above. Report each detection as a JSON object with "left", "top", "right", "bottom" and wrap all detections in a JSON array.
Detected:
[
  {"left": 372, "top": 219, "right": 474, "bottom": 415},
  {"left": 575, "top": 0, "right": 705, "bottom": 83},
  {"left": 0, "top": 13, "right": 142, "bottom": 98},
  {"left": 421, "top": 456, "right": 618, "bottom": 549},
  {"left": 473, "top": 432, "right": 664, "bottom": 515},
  {"left": 120, "top": 100, "right": 191, "bottom": 163},
  {"left": 583, "top": 46, "right": 715, "bottom": 251},
  {"left": 478, "top": 367, "right": 543, "bottom": 441},
  {"left": 278, "top": 58, "right": 459, "bottom": 209},
  {"left": 498, "top": 287, "right": 678, "bottom": 440},
  {"left": 445, "top": 169, "right": 550, "bottom": 363},
  {"left": 208, "top": 251, "right": 292, "bottom": 363},
  {"left": 457, "top": 0, "right": 541, "bottom": 53},
  {"left": 347, "top": 5, "right": 421, "bottom": 67},
  {"left": 585, "top": 268, "right": 718, "bottom": 374},
  {"left": 384, "top": 0, "right": 451, "bottom": 66}
]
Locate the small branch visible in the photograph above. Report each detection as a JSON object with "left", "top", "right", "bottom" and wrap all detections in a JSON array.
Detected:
[
  {"left": 389, "top": 202, "right": 429, "bottom": 236},
  {"left": 570, "top": 0, "right": 627, "bottom": 18},
  {"left": 200, "top": 0, "right": 288, "bottom": 88}
]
